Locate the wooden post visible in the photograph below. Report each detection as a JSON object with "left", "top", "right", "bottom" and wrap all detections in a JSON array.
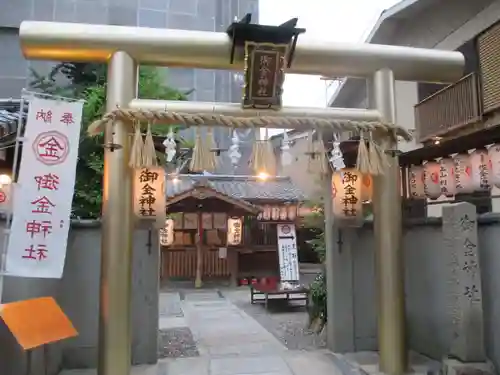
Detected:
[
  {"left": 195, "top": 212, "right": 203, "bottom": 288},
  {"left": 228, "top": 249, "right": 239, "bottom": 286}
]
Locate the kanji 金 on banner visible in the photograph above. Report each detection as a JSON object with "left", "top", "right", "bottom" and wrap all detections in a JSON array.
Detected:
[{"left": 6, "top": 97, "right": 83, "bottom": 278}]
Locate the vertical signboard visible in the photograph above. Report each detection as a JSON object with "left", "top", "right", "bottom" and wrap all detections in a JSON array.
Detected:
[
  {"left": 276, "top": 223, "right": 299, "bottom": 282},
  {"left": 6, "top": 97, "right": 83, "bottom": 278}
]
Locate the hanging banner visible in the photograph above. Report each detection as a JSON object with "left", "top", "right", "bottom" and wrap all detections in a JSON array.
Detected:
[
  {"left": 159, "top": 218, "right": 174, "bottom": 246},
  {"left": 453, "top": 153, "right": 474, "bottom": 194},
  {"left": 6, "top": 97, "right": 83, "bottom": 278},
  {"left": 439, "top": 158, "right": 456, "bottom": 197},
  {"left": 424, "top": 161, "right": 441, "bottom": 199},
  {"left": 133, "top": 167, "right": 166, "bottom": 226},
  {"left": 276, "top": 223, "right": 299, "bottom": 282},
  {"left": 332, "top": 169, "right": 363, "bottom": 226},
  {"left": 408, "top": 165, "right": 425, "bottom": 199},
  {"left": 227, "top": 217, "right": 243, "bottom": 246},
  {"left": 470, "top": 149, "right": 490, "bottom": 191},
  {"left": 488, "top": 144, "right": 500, "bottom": 188}
]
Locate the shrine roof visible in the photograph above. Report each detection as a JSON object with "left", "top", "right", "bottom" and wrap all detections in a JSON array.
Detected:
[
  {"left": 0, "top": 99, "right": 25, "bottom": 143},
  {"left": 166, "top": 175, "right": 306, "bottom": 203}
]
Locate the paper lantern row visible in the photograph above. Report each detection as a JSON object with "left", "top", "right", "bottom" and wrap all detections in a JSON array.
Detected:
[
  {"left": 408, "top": 147, "right": 500, "bottom": 200},
  {"left": 159, "top": 216, "right": 244, "bottom": 246}
]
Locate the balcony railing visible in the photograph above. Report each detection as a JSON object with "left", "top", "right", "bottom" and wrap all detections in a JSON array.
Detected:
[{"left": 414, "top": 73, "right": 481, "bottom": 143}]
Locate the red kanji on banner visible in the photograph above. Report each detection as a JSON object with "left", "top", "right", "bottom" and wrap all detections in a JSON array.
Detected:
[
  {"left": 32, "top": 131, "right": 70, "bottom": 166},
  {"left": 60, "top": 112, "right": 74, "bottom": 126},
  {"left": 31, "top": 196, "right": 55, "bottom": 215},
  {"left": 36, "top": 109, "right": 52, "bottom": 124},
  {"left": 34, "top": 173, "right": 60, "bottom": 191},
  {"left": 26, "top": 220, "right": 53, "bottom": 238},
  {"left": 22, "top": 244, "right": 48, "bottom": 260}
]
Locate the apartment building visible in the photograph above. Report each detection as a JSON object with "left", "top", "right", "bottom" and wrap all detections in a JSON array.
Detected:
[
  {"left": 328, "top": 0, "right": 500, "bottom": 216},
  {"left": 0, "top": 0, "right": 259, "bottom": 173}
]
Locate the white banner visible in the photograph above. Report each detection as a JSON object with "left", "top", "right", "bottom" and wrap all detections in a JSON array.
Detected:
[
  {"left": 276, "top": 223, "right": 299, "bottom": 282},
  {"left": 6, "top": 97, "right": 83, "bottom": 278}
]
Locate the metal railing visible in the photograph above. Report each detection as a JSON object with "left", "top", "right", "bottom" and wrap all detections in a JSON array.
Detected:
[{"left": 415, "top": 73, "right": 481, "bottom": 143}]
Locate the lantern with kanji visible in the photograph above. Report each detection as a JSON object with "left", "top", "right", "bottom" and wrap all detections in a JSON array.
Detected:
[
  {"left": 332, "top": 169, "right": 363, "bottom": 226},
  {"left": 227, "top": 217, "right": 243, "bottom": 246},
  {"left": 488, "top": 144, "right": 500, "bottom": 188},
  {"left": 159, "top": 218, "right": 174, "bottom": 246},
  {"left": 439, "top": 158, "right": 456, "bottom": 197},
  {"left": 470, "top": 148, "right": 490, "bottom": 191},
  {"left": 408, "top": 165, "right": 425, "bottom": 199},
  {"left": 133, "top": 167, "right": 166, "bottom": 227},
  {"left": 453, "top": 153, "right": 474, "bottom": 194},
  {"left": 423, "top": 161, "right": 441, "bottom": 199}
]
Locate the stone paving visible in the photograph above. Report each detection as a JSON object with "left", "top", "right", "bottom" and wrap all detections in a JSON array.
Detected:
[{"left": 61, "top": 288, "right": 347, "bottom": 375}]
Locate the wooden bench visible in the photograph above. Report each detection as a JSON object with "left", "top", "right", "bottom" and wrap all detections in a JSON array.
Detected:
[{"left": 250, "top": 281, "right": 309, "bottom": 310}]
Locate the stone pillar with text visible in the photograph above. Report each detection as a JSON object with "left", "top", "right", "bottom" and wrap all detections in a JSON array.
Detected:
[{"left": 442, "top": 202, "right": 485, "bottom": 363}]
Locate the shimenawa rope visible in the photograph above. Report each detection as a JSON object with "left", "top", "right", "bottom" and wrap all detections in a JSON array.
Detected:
[{"left": 87, "top": 108, "right": 412, "bottom": 141}]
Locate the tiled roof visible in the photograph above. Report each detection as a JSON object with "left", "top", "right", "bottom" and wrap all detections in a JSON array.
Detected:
[
  {"left": 166, "top": 175, "right": 306, "bottom": 202},
  {"left": 0, "top": 100, "right": 26, "bottom": 137}
]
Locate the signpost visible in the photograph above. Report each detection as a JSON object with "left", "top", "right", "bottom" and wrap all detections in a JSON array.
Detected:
[{"left": 276, "top": 223, "right": 299, "bottom": 282}]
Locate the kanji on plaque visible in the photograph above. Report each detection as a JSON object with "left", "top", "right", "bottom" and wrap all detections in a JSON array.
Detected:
[
  {"left": 332, "top": 168, "right": 363, "bottom": 226},
  {"left": 6, "top": 97, "right": 83, "bottom": 279},
  {"left": 133, "top": 167, "right": 165, "bottom": 225}
]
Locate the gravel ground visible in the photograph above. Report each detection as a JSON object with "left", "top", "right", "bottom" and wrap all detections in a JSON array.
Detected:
[
  {"left": 223, "top": 269, "right": 326, "bottom": 351},
  {"left": 158, "top": 327, "right": 199, "bottom": 358}
]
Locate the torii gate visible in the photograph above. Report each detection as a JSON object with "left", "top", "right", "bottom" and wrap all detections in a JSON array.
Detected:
[{"left": 18, "top": 20, "right": 464, "bottom": 375}]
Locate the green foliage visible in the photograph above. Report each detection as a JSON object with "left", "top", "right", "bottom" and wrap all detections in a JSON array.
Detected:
[
  {"left": 309, "top": 272, "right": 327, "bottom": 324},
  {"left": 30, "top": 63, "right": 190, "bottom": 219}
]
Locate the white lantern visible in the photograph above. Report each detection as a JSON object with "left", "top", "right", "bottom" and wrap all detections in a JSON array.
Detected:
[
  {"left": 470, "top": 149, "right": 490, "bottom": 191},
  {"left": 453, "top": 153, "right": 474, "bottom": 194},
  {"left": 332, "top": 168, "right": 363, "bottom": 226},
  {"left": 408, "top": 165, "right": 425, "bottom": 199},
  {"left": 133, "top": 167, "right": 166, "bottom": 227},
  {"left": 423, "top": 161, "right": 441, "bottom": 199},
  {"left": 262, "top": 205, "right": 271, "bottom": 220},
  {"left": 439, "top": 158, "right": 456, "bottom": 197},
  {"left": 271, "top": 206, "right": 280, "bottom": 221},
  {"left": 227, "top": 217, "right": 243, "bottom": 245},
  {"left": 488, "top": 144, "right": 500, "bottom": 188},
  {"left": 159, "top": 218, "right": 174, "bottom": 246}
]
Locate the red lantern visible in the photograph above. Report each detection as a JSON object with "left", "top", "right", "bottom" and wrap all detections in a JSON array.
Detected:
[
  {"left": 470, "top": 149, "right": 490, "bottom": 191},
  {"left": 424, "top": 161, "right": 441, "bottom": 199},
  {"left": 439, "top": 158, "right": 456, "bottom": 197},
  {"left": 453, "top": 153, "right": 474, "bottom": 194},
  {"left": 488, "top": 144, "right": 500, "bottom": 188},
  {"left": 408, "top": 165, "right": 425, "bottom": 199}
]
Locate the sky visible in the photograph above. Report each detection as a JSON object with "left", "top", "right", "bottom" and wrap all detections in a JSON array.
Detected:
[{"left": 258, "top": 0, "right": 401, "bottom": 136}]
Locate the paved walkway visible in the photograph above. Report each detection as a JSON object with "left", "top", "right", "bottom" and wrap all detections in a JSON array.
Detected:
[{"left": 61, "top": 289, "right": 347, "bottom": 375}]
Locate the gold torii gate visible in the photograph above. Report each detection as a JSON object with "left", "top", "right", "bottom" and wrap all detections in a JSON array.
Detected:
[{"left": 18, "top": 21, "right": 464, "bottom": 375}]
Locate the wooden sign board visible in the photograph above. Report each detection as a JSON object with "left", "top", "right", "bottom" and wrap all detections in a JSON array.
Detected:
[
  {"left": 0, "top": 297, "right": 78, "bottom": 350},
  {"left": 242, "top": 42, "right": 287, "bottom": 110}
]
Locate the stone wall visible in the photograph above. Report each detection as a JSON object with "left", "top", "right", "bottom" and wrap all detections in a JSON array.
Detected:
[
  {"left": 0, "top": 221, "right": 160, "bottom": 375},
  {"left": 329, "top": 209, "right": 500, "bottom": 370}
]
